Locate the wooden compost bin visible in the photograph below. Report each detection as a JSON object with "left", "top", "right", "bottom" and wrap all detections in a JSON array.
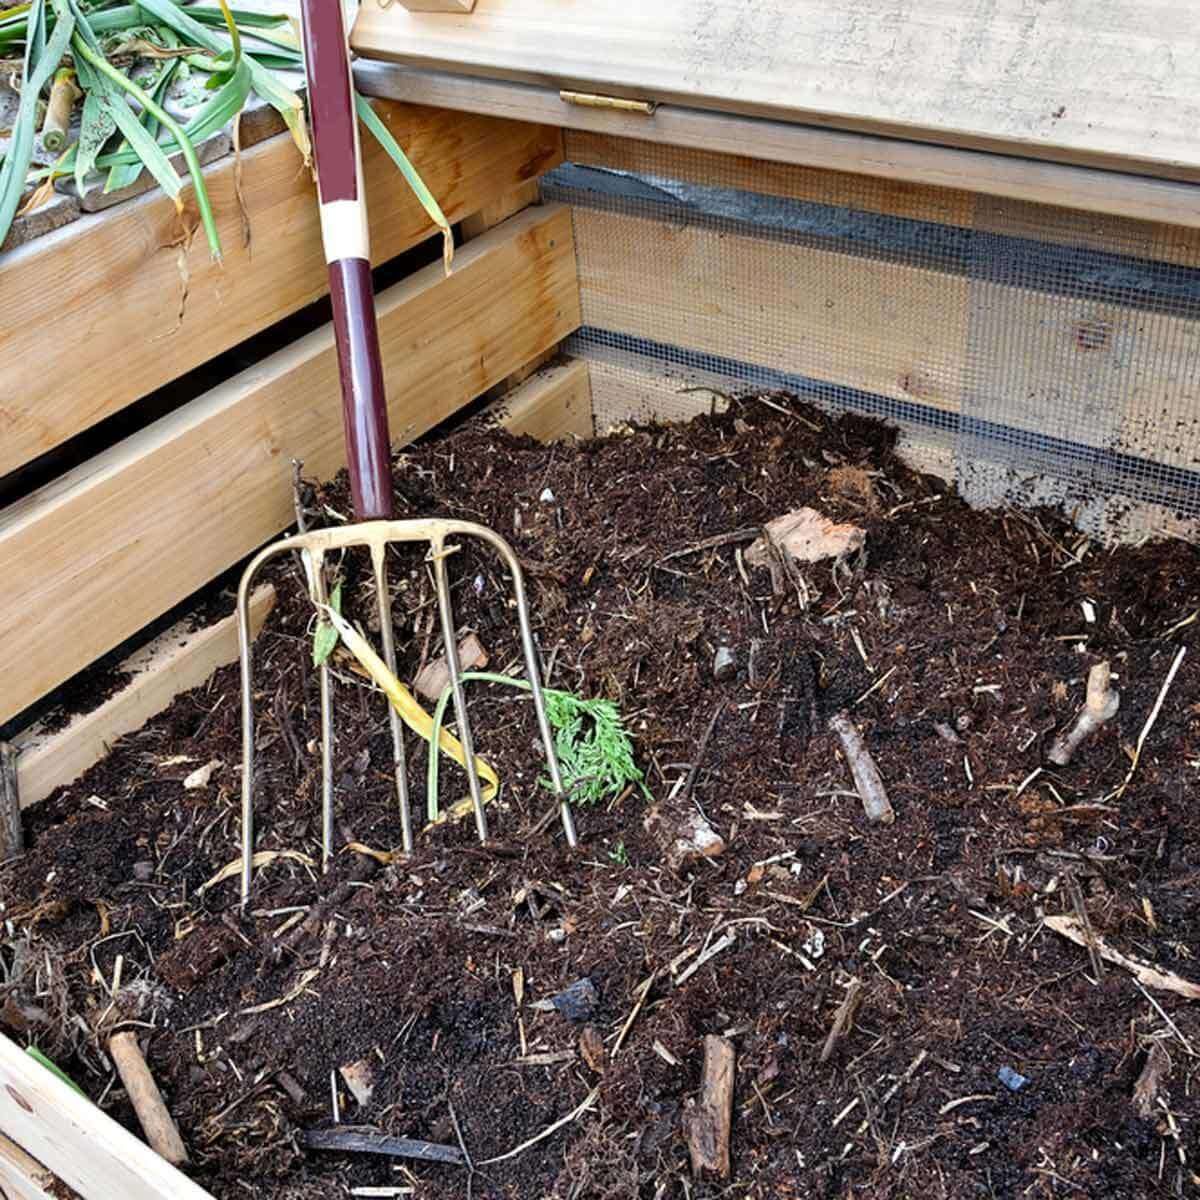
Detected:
[{"left": 3, "top": 1, "right": 1200, "bottom": 1195}]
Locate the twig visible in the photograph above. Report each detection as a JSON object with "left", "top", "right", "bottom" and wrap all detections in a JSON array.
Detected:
[
  {"left": 1109, "top": 646, "right": 1186, "bottom": 800},
  {"left": 1135, "top": 980, "right": 1196, "bottom": 1058},
  {"left": 828, "top": 711, "right": 895, "bottom": 825},
  {"left": 108, "top": 1031, "right": 189, "bottom": 1166},
  {"left": 674, "top": 932, "right": 737, "bottom": 987},
  {"left": 820, "top": 977, "right": 863, "bottom": 1064},
  {"left": 299, "top": 1129, "right": 464, "bottom": 1166},
  {"left": 1044, "top": 915, "right": 1200, "bottom": 1000},
  {"left": 613, "top": 972, "right": 657, "bottom": 1057},
  {"left": 658, "top": 529, "right": 760, "bottom": 564},
  {"left": 1048, "top": 661, "right": 1119, "bottom": 766},
  {"left": 681, "top": 703, "right": 726, "bottom": 806},
  {"left": 480, "top": 1087, "right": 600, "bottom": 1165},
  {"left": 1065, "top": 873, "right": 1104, "bottom": 982}
]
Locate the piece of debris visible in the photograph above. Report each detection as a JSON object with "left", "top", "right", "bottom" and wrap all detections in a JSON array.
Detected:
[
  {"left": 579, "top": 1025, "right": 606, "bottom": 1073},
  {"left": 825, "top": 465, "right": 878, "bottom": 510},
  {"left": 553, "top": 978, "right": 599, "bottom": 1022},
  {"left": 299, "top": 1129, "right": 464, "bottom": 1166},
  {"left": 539, "top": 487, "right": 556, "bottom": 503},
  {"left": 820, "top": 977, "right": 863, "bottom": 1064},
  {"left": 1133, "top": 1041, "right": 1171, "bottom": 1118},
  {"left": 108, "top": 1031, "right": 190, "bottom": 1166},
  {"left": 413, "top": 634, "right": 490, "bottom": 702},
  {"left": 745, "top": 508, "right": 865, "bottom": 567},
  {"left": 828, "top": 711, "right": 895, "bottom": 825},
  {"left": 339, "top": 1058, "right": 377, "bottom": 1107},
  {"left": 0, "top": 742, "right": 23, "bottom": 862},
  {"left": 997, "top": 1065, "right": 1029, "bottom": 1092},
  {"left": 713, "top": 646, "right": 737, "bottom": 681},
  {"left": 1047, "top": 661, "right": 1119, "bottom": 765},
  {"left": 182, "top": 759, "right": 222, "bottom": 790},
  {"left": 682, "top": 1035, "right": 735, "bottom": 1178},
  {"left": 646, "top": 804, "right": 728, "bottom": 870},
  {"left": 1044, "top": 915, "right": 1200, "bottom": 999}
]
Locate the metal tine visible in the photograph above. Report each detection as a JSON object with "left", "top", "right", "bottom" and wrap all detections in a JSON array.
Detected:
[
  {"left": 482, "top": 531, "right": 578, "bottom": 847},
  {"left": 371, "top": 542, "right": 413, "bottom": 853},
  {"left": 309, "top": 548, "right": 336, "bottom": 873},
  {"left": 429, "top": 540, "right": 489, "bottom": 843}
]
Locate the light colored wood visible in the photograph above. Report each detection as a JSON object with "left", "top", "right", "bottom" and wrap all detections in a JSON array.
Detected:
[
  {"left": 352, "top": 0, "right": 1200, "bottom": 180},
  {"left": 0, "top": 207, "right": 579, "bottom": 726},
  {"left": 13, "top": 586, "right": 276, "bottom": 811},
  {"left": 397, "top": 0, "right": 476, "bottom": 11},
  {"left": 107, "top": 1033, "right": 188, "bottom": 1167},
  {"left": 683, "top": 1035, "right": 734, "bottom": 1178},
  {"left": 573, "top": 205, "right": 970, "bottom": 415},
  {"left": 0, "top": 1035, "right": 212, "bottom": 1200},
  {"left": 354, "top": 61, "right": 1200, "bottom": 243},
  {"left": 0, "top": 103, "right": 563, "bottom": 477},
  {"left": 489, "top": 359, "right": 594, "bottom": 441},
  {"left": 0, "top": 1134, "right": 63, "bottom": 1200},
  {"left": 461, "top": 178, "right": 541, "bottom": 238},
  {"left": 0, "top": 744, "right": 20, "bottom": 861}
]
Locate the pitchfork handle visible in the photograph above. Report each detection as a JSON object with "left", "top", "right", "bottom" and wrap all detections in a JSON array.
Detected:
[{"left": 299, "top": 0, "right": 394, "bottom": 522}]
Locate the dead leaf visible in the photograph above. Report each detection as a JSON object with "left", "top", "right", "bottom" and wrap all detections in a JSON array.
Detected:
[
  {"left": 413, "top": 634, "right": 489, "bottom": 702},
  {"left": 200, "top": 849, "right": 315, "bottom": 895},
  {"left": 183, "top": 759, "right": 222, "bottom": 790},
  {"left": 745, "top": 508, "right": 865, "bottom": 568},
  {"left": 825, "top": 466, "right": 878, "bottom": 510}
]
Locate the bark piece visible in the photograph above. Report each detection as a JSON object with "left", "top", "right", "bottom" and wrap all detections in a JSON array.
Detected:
[
  {"left": 0, "top": 742, "right": 23, "bottom": 862},
  {"left": 1133, "top": 1041, "right": 1170, "bottom": 1118},
  {"left": 108, "top": 1031, "right": 189, "bottom": 1166},
  {"left": 339, "top": 1057, "right": 376, "bottom": 1107},
  {"left": 683, "top": 1035, "right": 735, "bottom": 1178},
  {"left": 579, "top": 1025, "right": 607, "bottom": 1073},
  {"left": 828, "top": 711, "right": 895, "bottom": 825},
  {"left": 645, "top": 805, "right": 727, "bottom": 870},
  {"left": 413, "top": 634, "right": 489, "bottom": 701}
]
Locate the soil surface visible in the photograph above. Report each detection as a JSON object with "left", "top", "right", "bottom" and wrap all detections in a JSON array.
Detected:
[{"left": 5, "top": 394, "right": 1200, "bottom": 1199}]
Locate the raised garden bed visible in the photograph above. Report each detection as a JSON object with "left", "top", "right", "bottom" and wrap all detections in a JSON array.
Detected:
[{"left": 4, "top": 393, "right": 1200, "bottom": 1198}]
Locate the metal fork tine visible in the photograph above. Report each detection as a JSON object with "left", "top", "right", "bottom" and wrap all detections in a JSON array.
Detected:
[
  {"left": 430, "top": 542, "right": 489, "bottom": 843},
  {"left": 371, "top": 543, "right": 413, "bottom": 853},
  {"left": 310, "top": 550, "right": 336, "bottom": 872}
]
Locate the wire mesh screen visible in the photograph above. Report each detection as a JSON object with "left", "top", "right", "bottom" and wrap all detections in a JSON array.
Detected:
[{"left": 542, "top": 132, "right": 1200, "bottom": 541}]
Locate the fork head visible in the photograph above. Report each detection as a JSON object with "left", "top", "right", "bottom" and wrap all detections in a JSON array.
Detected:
[{"left": 235, "top": 518, "right": 578, "bottom": 906}]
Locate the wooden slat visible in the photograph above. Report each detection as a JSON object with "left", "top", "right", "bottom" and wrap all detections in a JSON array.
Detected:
[
  {"left": 0, "top": 1037, "right": 210, "bottom": 1200},
  {"left": 352, "top": 0, "right": 1200, "bottom": 180},
  {"left": 0, "top": 1134, "right": 65, "bottom": 1200},
  {"left": 13, "top": 586, "right": 275, "bottom": 810},
  {"left": 0, "top": 206, "right": 579, "bottom": 726},
  {"left": 356, "top": 62, "right": 1200, "bottom": 237},
  {"left": 488, "top": 360, "right": 594, "bottom": 441},
  {"left": 573, "top": 206, "right": 970, "bottom": 415},
  {"left": 0, "top": 104, "right": 562, "bottom": 477}
]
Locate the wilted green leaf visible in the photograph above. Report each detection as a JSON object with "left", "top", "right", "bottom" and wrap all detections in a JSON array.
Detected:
[{"left": 312, "top": 581, "right": 343, "bottom": 667}]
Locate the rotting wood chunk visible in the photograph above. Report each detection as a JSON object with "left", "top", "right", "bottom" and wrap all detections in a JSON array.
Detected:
[
  {"left": 645, "top": 804, "right": 727, "bottom": 870},
  {"left": 745, "top": 508, "right": 865, "bottom": 567},
  {"left": 413, "top": 634, "right": 489, "bottom": 701}
]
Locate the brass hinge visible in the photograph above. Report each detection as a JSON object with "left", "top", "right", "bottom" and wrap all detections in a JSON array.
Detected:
[{"left": 559, "top": 90, "right": 657, "bottom": 115}]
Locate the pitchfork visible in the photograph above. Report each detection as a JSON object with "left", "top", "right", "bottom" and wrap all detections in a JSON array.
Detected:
[{"left": 234, "top": 1, "right": 577, "bottom": 906}]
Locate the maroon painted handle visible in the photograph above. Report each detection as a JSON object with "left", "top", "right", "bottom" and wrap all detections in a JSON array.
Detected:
[{"left": 300, "top": 0, "right": 394, "bottom": 521}]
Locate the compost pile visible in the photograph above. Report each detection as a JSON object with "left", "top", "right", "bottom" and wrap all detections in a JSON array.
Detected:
[{"left": 5, "top": 392, "right": 1200, "bottom": 1200}]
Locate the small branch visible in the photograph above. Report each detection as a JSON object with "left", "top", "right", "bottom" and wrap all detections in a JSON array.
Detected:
[
  {"left": 820, "top": 977, "right": 863, "bottom": 1064},
  {"left": 108, "top": 1031, "right": 189, "bottom": 1166},
  {"left": 1048, "top": 661, "right": 1119, "bottom": 765},
  {"left": 1109, "top": 646, "right": 1186, "bottom": 800},
  {"left": 681, "top": 702, "right": 726, "bottom": 806},
  {"left": 828, "top": 711, "right": 895, "bottom": 825},
  {"left": 683, "top": 1035, "right": 735, "bottom": 1178},
  {"left": 300, "top": 1129, "right": 464, "bottom": 1166},
  {"left": 1133, "top": 1041, "right": 1171, "bottom": 1118},
  {"left": 1044, "top": 915, "right": 1200, "bottom": 1000}
]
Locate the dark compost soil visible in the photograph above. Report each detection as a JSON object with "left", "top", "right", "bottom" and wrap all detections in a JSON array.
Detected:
[{"left": 5, "top": 393, "right": 1200, "bottom": 1200}]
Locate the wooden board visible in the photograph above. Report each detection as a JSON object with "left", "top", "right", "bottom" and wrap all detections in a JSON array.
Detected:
[
  {"left": 0, "top": 104, "right": 562, "bottom": 477},
  {"left": 352, "top": 0, "right": 1200, "bottom": 180},
  {"left": 0, "top": 1036, "right": 211, "bottom": 1200},
  {"left": 355, "top": 62, "right": 1200, "bottom": 237},
  {"left": 0, "top": 206, "right": 579, "bottom": 726},
  {"left": 13, "top": 587, "right": 275, "bottom": 810},
  {"left": 0, "top": 1134, "right": 64, "bottom": 1200},
  {"left": 488, "top": 359, "right": 594, "bottom": 440}
]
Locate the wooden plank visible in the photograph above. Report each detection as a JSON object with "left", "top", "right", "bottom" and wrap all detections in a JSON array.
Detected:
[
  {"left": 488, "top": 359, "right": 594, "bottom": 441},
  {"left": 351, "top": 0, "right": 1200, "bottom": 180},
  {"left": 355, "top": 62, "right": 1200, "bottom": 242},
  {"left": 461, "top": 179, "right": 541, "bottom": 239},
  {"left": 12, "top": 586, "right": 276, "bottom": 811},
  {"left": 0, "top": 1036, "right": 210, "bottom": 1200},
  {"left": 398, "top": 0, "right": 476, "bottom": 10},
  {"left": 573, "top": 205, "right": 970, "bottom": 415},
  {"left": 0, "top": 206, "right": 579, "bottom": 726},
  {"left": 0, "top": 104, "right": 562, "bottom": 477},
  {"left": 0, "top": 1134, "right": 68, "bottom": 1200}
]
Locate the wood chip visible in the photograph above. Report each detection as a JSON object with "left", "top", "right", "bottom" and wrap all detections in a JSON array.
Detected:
[
  {"left": 413, "top": 634, "right": 489, "bottom": 702},
  {"left": 1134, "top": 1041, "right": 1171, "bottom": 1118},
  {"left": 579, "top": 1025, "right": 606, "bottom": 1073},
  {"left": 745, "top": 508, "right": 865, "bottom": 567},
  {"left": 339, "top": 1058, "right": 376, "bottom": 1107},
  {"left": 683, "top": 1035, "right": 735, "bottom": 1178}
]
